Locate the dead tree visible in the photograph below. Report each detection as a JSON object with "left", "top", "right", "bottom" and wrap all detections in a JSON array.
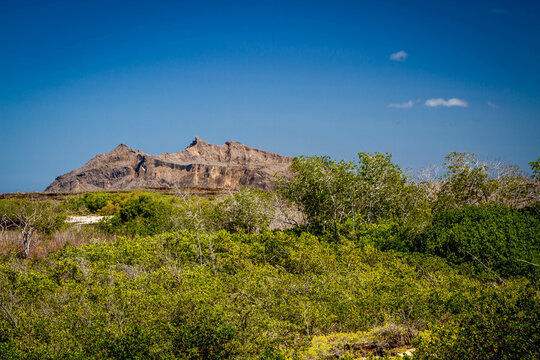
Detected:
[
  {"left": 2, "top": 200, "right": 58, "bottom": 258},
  {"left": 174, "top": 189, "right": 207, "bottom": 267}
]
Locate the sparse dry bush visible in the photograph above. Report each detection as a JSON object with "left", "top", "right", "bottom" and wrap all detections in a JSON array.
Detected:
[
  {"left": 1, "top": 226, "right": 116, "bottom": 259},
  {"left": 0, "top": 199, "right": 66, "bottom": 258}
]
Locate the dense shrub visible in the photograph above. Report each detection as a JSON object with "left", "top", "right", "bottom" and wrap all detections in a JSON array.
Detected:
[
  {"left": 419, "top": 204, "right": 540, "bottom": 278},
  {"left": 413, "top": 283, "right": 540, "bottom": 360},
  {"left": 170, "top": 304, "right": 238, "bottom": 359},
  {"left": 1, "top": 231, "right": 520, "bottom": 359},
  {"left": 100, "top": 194, "right": 176, "bottom": 235},
  {"left": 80, "top": 192, "right": 121, "bottom": 213},
  {"left": 363, "top": 204, "right": 540, "bottom": 279}
]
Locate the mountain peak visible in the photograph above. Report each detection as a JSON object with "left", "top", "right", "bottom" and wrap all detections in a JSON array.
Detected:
[
  {"left": 188, "top": 136, "right": 211, "bottom": 148},
  {"left": 188, "top": 136, "right": 201, "bottom": 148},
  {"left": 111, "top": 144, "right": 134, "bottom": 152}
]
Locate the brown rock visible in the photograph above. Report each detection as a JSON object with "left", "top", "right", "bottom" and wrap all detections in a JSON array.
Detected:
[{"left": 45, "top": 138, "right": 292, "bottom": 192}]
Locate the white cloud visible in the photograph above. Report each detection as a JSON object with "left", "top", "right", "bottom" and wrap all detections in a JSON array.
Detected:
[
  {"left": 390, "top": 50, "right": 408, "bottom": 61},
  {"left": 487, "top": 101, "right": 500, "bottom": 109},
  {"left": 425, "top": 98, "right": 468, "bottom": 107},
  {"left": 388, "top": 100, "right": 414, "bottom": 108}
]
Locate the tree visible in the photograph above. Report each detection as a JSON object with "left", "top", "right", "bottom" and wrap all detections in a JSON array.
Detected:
[
  {"left": 269, "top": 191, "right": 304, "bottom": 229},
  {"left": 436, "top": 152, "right": 494, "bottom": 209},
  {"left": 355, "top": 152, "right": 409, "bottom": 223},
  {"left": 0, "top": 213, "right": 9, "bottom": 250},
  {"left": 488, "top": 160, "right": 536, "bottom": 207},
  {"left": 275, "top": 156, "right": 356, "bottom": 234},
  {"left": 276, "top": 153, "right": 414, "bottom": 235},
  {"left": 436, "top": 152, "right": 537, "bottom": 209},
  {"left": 530, "top": 158, "right": 540, "bottom": 179},
  {"left": 0, "top": 199, "right": 63, "bottom": 258},
  {"left": 215, "top": 187, "right": 274, "bottom": 234},
  {"left": 173, "top": 189, "right": 211, "bottom": 266}
]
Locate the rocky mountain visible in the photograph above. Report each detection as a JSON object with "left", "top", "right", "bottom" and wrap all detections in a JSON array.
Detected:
[{"left": 45, "top": 137, "right": 292, "bottom": 192}]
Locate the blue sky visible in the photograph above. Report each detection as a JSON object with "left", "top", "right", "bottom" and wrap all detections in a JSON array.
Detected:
[{"left": 1, "top": 0, "right": 539, "bottom": 192}]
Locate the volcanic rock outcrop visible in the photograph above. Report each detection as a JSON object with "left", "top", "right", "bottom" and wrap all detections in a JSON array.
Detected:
[{"left": 45, "top": 137, "right": 292, "bottom": 192}]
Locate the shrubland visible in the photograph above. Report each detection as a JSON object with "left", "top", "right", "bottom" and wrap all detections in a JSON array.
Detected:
[
  {"left": 0, "top": 152, "right": 538, "bottom": 359},
  {"left": 2, "top": 231, "right": 537, "bottom": 359}
]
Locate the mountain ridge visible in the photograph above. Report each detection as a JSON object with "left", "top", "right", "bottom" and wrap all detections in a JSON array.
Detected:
[{"left": 45, "top": 138, "right": 292, "bottom": 192}]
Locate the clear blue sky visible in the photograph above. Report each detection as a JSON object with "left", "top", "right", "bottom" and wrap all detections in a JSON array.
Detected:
[{"left": 1, "top": 0, "right": 539, "bottom": 192}]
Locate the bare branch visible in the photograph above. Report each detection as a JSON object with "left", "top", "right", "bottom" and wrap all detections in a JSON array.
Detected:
[
  {"left": 515, "top": 258, "right": 540, "bottom": 267},
  {"left": 466, "top": 251, "right": 506, "bottom": 285}
]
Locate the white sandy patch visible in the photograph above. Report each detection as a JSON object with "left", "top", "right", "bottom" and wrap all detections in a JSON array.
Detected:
[{"left": 66, "top": 216, "right": 110, "bottom": 225}]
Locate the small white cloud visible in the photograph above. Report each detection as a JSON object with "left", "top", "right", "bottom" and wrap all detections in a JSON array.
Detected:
[
  {"left": 388, "top": 100, "right": 414, "bottom": 108},
  {"left": 487, "top": 101, "right": 500, "bottom": 109},
  {"left": 425, "top": 98, "right": 468, "bottom": 107},
  {"left": 390, "top": 50, "right": 408, "bottom": 61}
]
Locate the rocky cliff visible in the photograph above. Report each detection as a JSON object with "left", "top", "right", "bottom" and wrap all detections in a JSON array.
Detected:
[{"left": 45, "top": 137, "right": 292, "bottom": 192}]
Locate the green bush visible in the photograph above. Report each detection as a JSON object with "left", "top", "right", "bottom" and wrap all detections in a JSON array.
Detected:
[
  {"left": 413, "top": 283, "right": 540, "bottom": 360},
  {"left": 170, "top": 304, "right": 237, "bottom": 359},
  {"left": 214, "top": 188, "right": 274, "bottom": 233},
  {"left": 99, "top": 193, "right": 176, "bottom": 236},
  {"left": 80, "top": 192, "right": 120, "bottom": 213},
  {"left": 419, "top": 204, "right": 540, "bottom": 278}
]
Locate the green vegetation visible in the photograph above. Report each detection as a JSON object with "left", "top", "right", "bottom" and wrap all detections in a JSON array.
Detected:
[
  {"left": 2, "top": 231, "right": 537, "bottom": 359},
  {"left": 0, "top": 151, "right": 538, "bottom": 359},
  {"left": 420, "top": 204, "right": 540, "bottom": 278},
  {"left": 100, "top": 193, "right": 176, "bottom": 236},
  {"left": 275, "top": 153, "right": 417, "bottom": 235}
]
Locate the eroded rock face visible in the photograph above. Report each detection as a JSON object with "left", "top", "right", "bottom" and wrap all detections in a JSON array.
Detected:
[{"left": 45, "top": 137, "right": 292, "bottom": 192}]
